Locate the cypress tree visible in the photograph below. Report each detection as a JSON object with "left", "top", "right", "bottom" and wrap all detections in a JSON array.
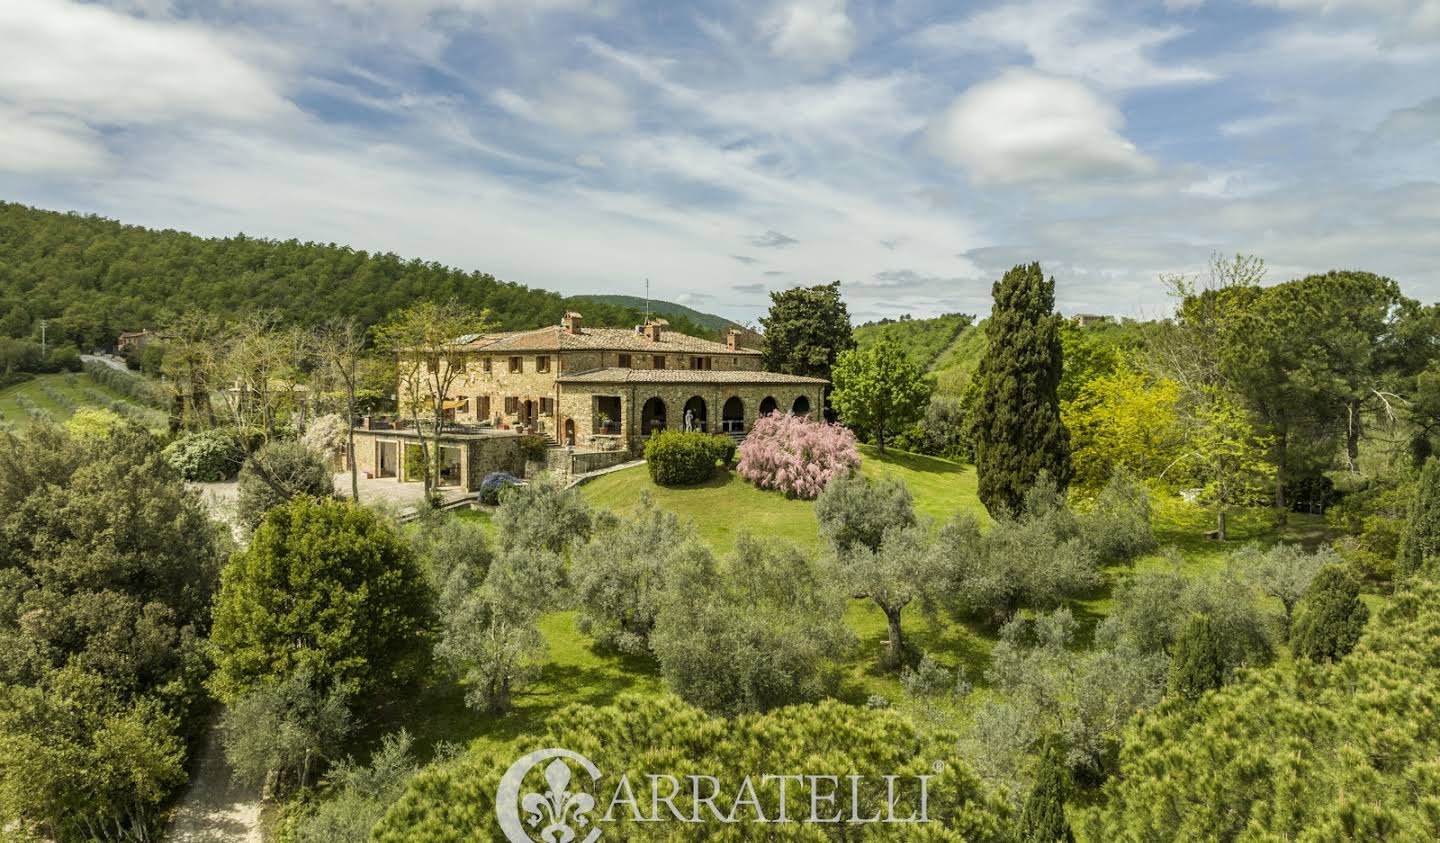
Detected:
[
  {"left": 1019, "top": 740, "right": 1076, "bottom": 843},
  {"left": 1399, "top": 457, "right": 1440, "bottom": 575},
  {"left": 1291, "top": 564, "right": 1369, "bottom": 663},
  {"left": 1167, "top": 613, "right": 1226, "bottom": 702},
  {"left": 971, "top": 263, "right": 1071, "bottom": 517}
]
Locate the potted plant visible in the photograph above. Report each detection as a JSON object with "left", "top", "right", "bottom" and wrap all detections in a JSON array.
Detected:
[{"left": 597, "top": 411, "right": 614, "bottom": 434}]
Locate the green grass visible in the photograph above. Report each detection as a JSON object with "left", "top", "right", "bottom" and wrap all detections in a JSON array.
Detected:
[
  {"left": 931, "top": 320, "right": 988, "bottom": 395},
  {"left": 0, "top": 372, "right": 166, "bottom": 432},
  {"left": 581, "top": 445, "right": 988, "bottom": 555}
]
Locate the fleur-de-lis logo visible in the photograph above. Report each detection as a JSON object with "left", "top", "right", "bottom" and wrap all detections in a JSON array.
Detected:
[
  {"left": 521, "top": 758, "right": 596, "bottom": 843},
  {"left": 497, "top": 748, "right": 602, "bottom": 843}
]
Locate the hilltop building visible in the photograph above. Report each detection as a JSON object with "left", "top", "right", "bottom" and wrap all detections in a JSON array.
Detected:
[{"left": 351, "top": 314, "right": 826, "bottom": 492}]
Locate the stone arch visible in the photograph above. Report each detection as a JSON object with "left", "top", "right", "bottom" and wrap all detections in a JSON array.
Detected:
[
  {"left": 683, "top": 396, "right": 708, "bottom": 432},
  {"left": 759, "top": 395, "right": 778, "bottom": 417},
  {"left": 791, "top": 394, "right": 811, "bottom": 417},
  {"left": 641, "top": 397, "right": 667, "bottom": 435},
  {"left": 722, "top": 396, "right": 744, "bottom": 433}
]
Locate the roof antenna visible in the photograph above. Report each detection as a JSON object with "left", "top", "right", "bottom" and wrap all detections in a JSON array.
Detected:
[{"left": 644, "top": 278, "right": 651, "bottom": 324}]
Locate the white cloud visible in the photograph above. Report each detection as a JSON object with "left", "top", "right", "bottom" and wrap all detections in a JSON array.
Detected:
[
  {"left": 926, "top": 68, "right": 1155, "bottom": 185},
  {"left": 492, "top": 71, "right": 633, "bottom": 134},
  {"left": 0, "top": 106, "right": 108, "bottom": 174},
  {"left": 0, "top": 0, "right": 293, "bottom": 126},
  {"left": 1253, "top": 0, "right": 1440, "bottom": 42},
  {"left": 760, "top": 0, "right": 856, "bottom": 68},
  {"left": 913, "top": 0, "right": 1215, "bottom": 90}
]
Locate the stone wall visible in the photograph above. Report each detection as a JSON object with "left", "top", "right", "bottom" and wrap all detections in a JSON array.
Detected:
[{"left": 552, "top": 381, "right": 825, "bottom": 453}]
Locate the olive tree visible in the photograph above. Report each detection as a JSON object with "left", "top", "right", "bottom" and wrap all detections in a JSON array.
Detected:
[
  {"left": 651, "top": 534, "right": 852, "bottom": 715},
  {"left": 574, "top": 494, "right": 694, "bottom": 654}
]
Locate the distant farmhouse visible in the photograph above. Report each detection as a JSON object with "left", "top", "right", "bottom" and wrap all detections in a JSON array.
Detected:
[
  {"left": 116, "top": 328, "right": 170, "bottom": 352},
  {"left": 1071, "top": 313, "right": 1112, "bottom": 328},
  {"left": 352, "top": 313, "right": 825, "bottom": 491}
]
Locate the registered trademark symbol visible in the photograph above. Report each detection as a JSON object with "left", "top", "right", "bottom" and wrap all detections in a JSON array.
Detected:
[{"left": 932, "top": 760, "right": 944, "bottom": 773}]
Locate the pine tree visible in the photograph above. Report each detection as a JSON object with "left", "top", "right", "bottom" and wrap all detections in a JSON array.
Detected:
[
  {"left": 971, "top": 263, "right": 1071, "bottom": 517},
  {"left": 1019, "top": 740, "right": 1076, "bottom": 843},
  {"left": 1167, "top": 613, "right": 1226, "bottom": 701},
  {"left": 1399, "top": 457, "right": 1440, "bottom": 575},
  {"left": 1290, "top": 564, "right": 1369, "bottom": 663}
]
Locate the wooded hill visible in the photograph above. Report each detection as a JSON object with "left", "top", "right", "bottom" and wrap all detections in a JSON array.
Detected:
[
  {"left": 0, "top": 202, "right": 709, "bottom": 350},
  {"left": 574, "top": 294, "right": 734, "bottom": 331}
]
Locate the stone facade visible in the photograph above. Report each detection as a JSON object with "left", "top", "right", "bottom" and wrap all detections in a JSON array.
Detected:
[
  {"left": 350, "top": 426, "right": 527, "bottom": 492},
  {"left": 395, "top": 316, "right": 828, "bottom": 456}
]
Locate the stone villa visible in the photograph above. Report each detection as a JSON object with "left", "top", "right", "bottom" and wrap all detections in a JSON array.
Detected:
[{"left": 351, "top": 313, "right": 827, "bottom": 491}]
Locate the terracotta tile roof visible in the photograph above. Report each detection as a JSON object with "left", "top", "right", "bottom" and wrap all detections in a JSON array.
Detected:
[
  {"left": 556, "top": 367, "right": 827, "bottom": 385},
  {"left": 462, "top": 325, "right": 761, "bottom": 356}
]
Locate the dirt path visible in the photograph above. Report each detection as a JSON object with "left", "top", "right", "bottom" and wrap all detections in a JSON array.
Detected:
[{"left": 166, "top": 723, "right": 261, "bottom": 843}]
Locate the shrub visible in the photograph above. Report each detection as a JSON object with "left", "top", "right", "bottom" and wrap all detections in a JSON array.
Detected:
[
  {"left": 221, "top": 665, "right": 353, "bottom": 792},
  {"left": 900, "top": 652, "right": 954, "bottom": 697},
  {"left": 517, "top": 433, "right": 549, "bottom": 462},
  {"left": 286, "top": 730, "right": 420, "bottom": 843},
  {"left": 236, "top": 440, "right": 334, "bottom": 529},
  {"left": 163, "top": 428, "right": 243, "bottom": 481},
  {"left": 1166, "top": 614, "right": 1227, "bottom": 702},
  {"left": 708, "top": 433, "right": 737, "bottom": 466},
  {"left": 1077, "top": 468, "right": 1156, "bottom": 565},
  {"left": 644, "top": 429, "right": 717, "bottom": 486},
  {"left": 493, "top": 472, "right": 600, "bottom": 554},
  {"left": 371, "top": 694, "right": 1015, "bottom": 842},
  {"left": 736, "top": 411, "right": 860, "bottom": 499},
  {"left": 477, "top": 471, "right": 520, "bottom": 505},
  {"left": 1290, "top": 564, "right": 1369, "bottom": 663}
]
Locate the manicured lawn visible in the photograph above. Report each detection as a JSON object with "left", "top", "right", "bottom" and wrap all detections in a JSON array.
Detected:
[
  {"left": 0, "top": 372, "right": 166, "bottom": 432},
  {"left": 581, "top": 445, "right": 988, "bottom": 555}
]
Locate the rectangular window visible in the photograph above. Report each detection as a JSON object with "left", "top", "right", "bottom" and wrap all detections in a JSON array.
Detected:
[
  {"left": 653, "top": 355, "right": 666, "bottom": 369},
  {"left": 536, "top": 355, "right": 550, "bottom": 373},
  {"left": 455, "top": 358, "right": 467, "bottom": 374},
  {"left": 509, "top": 356, "right": 522, "bottom": 373},
  {"left": 540, "top": 397, "right": 553, "bottom": 414},
  {"left": 504, "top": 396, "right": 517, "bottom": 414},
  {"left": 483, "top": 357, "right": 493, "bottom": 373},
  {"left": 478, "top": 396, "right": 491, "bottom": 418},
  {"left": 690, "top": 356, "right": 712, "bottom": 370},
  {"left": 618, "top": 353, "right": 632, "bottom": 368}
]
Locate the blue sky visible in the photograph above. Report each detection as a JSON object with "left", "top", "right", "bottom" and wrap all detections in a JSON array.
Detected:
[{"left": 1, "top": 0, "right": 1437, "bottom": 324}]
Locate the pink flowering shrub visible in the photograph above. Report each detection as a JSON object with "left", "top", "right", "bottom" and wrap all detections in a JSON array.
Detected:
[{"left": 737, "top": 412, "right": 860, "bottom": 499}]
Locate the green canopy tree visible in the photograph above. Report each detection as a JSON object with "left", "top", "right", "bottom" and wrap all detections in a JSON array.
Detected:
[
  {"left": 1290, "top": 564, "right": 1369, "bottom": 664},
  {"left": 970, "top": 263, "right": 1071, "bottom": 517},
  {"left": 759, "top": 281, "right": 855, "bottom": 405},
  {"left": 210, "top": 496, "right": 435, "bottom": 702},
  {"left": 1399, "top": 457, "right": 1440, "bottom": 575},
  {"left": 1018, "top": 740, "right": 1076, "bottom": 843},
  {"left": 1166, "top": 613, "right": 1227, "bottom": 702},
  {"left": 830, "top": 338, "right": 932, "bottom": 452}
]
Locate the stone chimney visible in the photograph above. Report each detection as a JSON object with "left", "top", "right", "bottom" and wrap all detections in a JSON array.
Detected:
[
  {"left": 645, "top": 318, "right": 668, "bottom": 342},
  {"left": 726, "top": 328, "right": 742, "bottom": 351},
  {"left": 562, "top": 311, "right": 583, "bottom": 335}
]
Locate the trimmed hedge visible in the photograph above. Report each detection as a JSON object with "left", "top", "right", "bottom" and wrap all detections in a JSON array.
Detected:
[
  {"left": 708, "top": 433, "right": 737, "bottom": 467},
  {"left": 644, "top": 430, "right": 719, "bottom": 486}
]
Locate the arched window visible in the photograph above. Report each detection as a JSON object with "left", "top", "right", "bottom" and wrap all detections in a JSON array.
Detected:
[
  {"left": 682, "top": 396, "right": 708, "bottom": 432},
  {"left": 759, "top": 396, "right": 778, "bottom": 417},
  {"left": 791, "top": 395, "right": 811, "bottom": 417},
  {"left": 641, "top": 397, "right": 667, "bottom": 435},
  {"left": 722, "top": 396, "right": 744, "bottom": 433}
]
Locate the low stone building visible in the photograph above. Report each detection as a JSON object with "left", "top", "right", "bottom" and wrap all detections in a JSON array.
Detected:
[{"left": 355, "top": 313, "right": 827, "bottom": 489}]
